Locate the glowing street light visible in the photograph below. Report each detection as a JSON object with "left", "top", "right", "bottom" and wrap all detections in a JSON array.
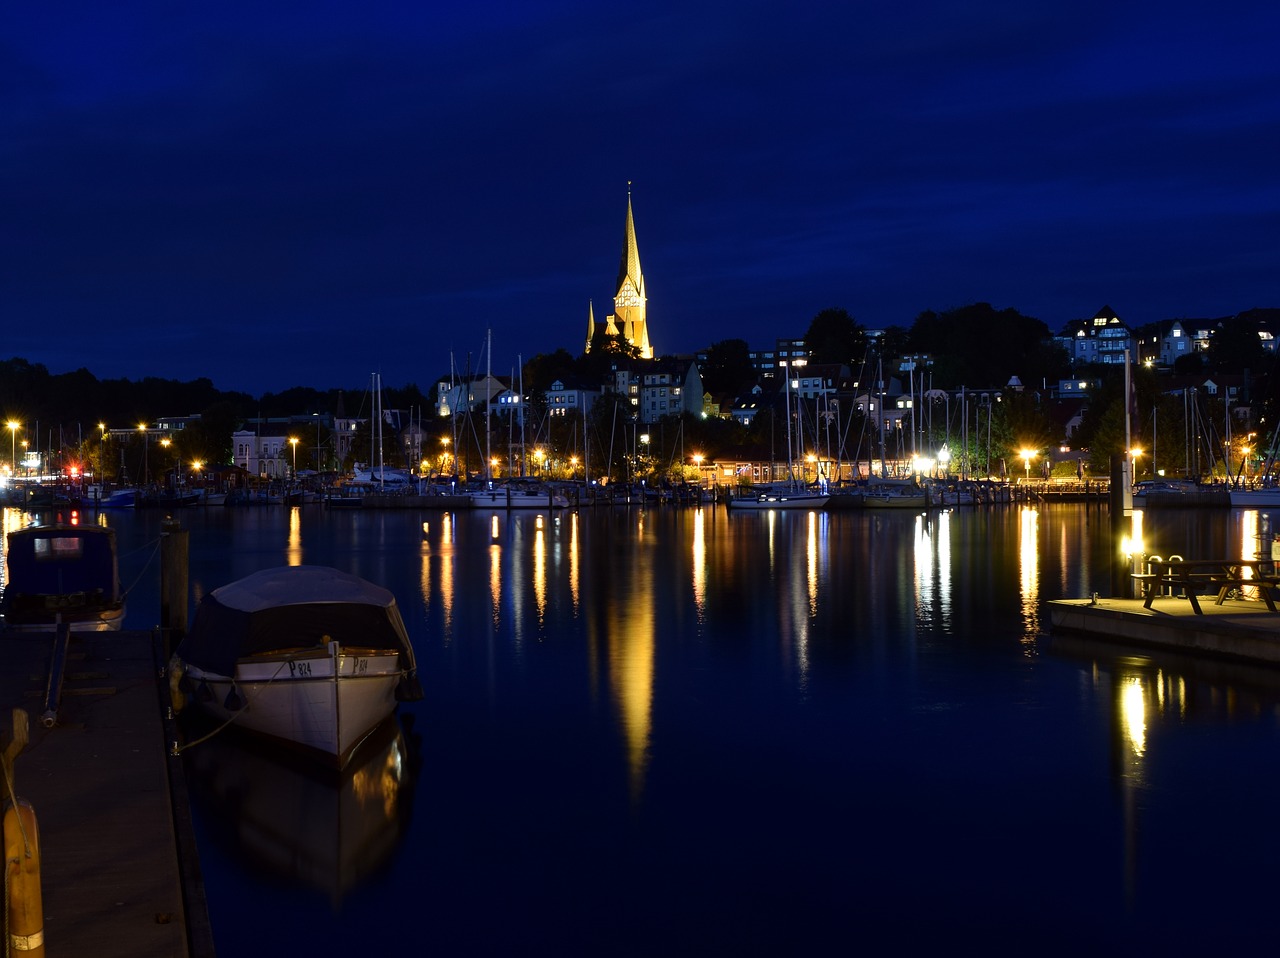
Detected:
[
  {"left": 138, "top": 423, "right": 149, "bottom": 485},
  {"left": 1021, "top": 448, "right": 1034, "bottom": 482},
  {"left": 7, "top": 421, "right": 19, "bottom": 473},
  {"left": 289, "top": 437, "right": 299, "bottom": 477},
  {"left": 160, "top": 437, "right": 173, "bottom": 486},
  {"left": 1130, "top": 446, "right": 1143, "bottom": 481}
]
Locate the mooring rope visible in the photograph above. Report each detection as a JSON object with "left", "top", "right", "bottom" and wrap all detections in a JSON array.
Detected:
[
  {"left": 120, "top": 535, "right": 163, "bottom": 597},
  {"left": 171, "top": 658, "right": 291, "bottom": 755}
]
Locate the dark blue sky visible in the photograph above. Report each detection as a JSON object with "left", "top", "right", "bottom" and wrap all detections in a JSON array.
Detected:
[{"left": 4, "top": 2, "right": 1278, "bottom": 395}]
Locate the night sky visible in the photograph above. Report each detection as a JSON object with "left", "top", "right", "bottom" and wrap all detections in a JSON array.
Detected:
[{"left": 5, "top": 2, "right": 1278, "bottom": 395}]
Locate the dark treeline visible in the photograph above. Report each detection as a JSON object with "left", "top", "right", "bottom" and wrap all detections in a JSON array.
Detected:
[{"left": 0, "top": 357, "right": 439, "bottom": 429}]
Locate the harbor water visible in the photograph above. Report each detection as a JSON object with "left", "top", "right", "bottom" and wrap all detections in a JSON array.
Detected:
[{"left": 6, "top": 501, "right": 1280, "bottom": 953}]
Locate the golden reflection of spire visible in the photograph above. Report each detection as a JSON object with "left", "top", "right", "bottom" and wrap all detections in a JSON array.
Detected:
[
  {"left": 534, "top": 519, "right": 546, "bottom": 622},
  {"left": 1018, "top": 507, "right": 1040, "bottom": 644},
  {"left": 692, "top": 508, "right": 706, "bottom": 618},
  {"left": 609, "top": 599, "right": 654, "bottom": 806},
  {"left": 286, "top": 505, "right": 302, "bottom": 565}
]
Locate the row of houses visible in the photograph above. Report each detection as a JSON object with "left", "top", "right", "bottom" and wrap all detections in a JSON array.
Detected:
[{"left": 114, "top": 305, "right": 1273, "bottom": 479}]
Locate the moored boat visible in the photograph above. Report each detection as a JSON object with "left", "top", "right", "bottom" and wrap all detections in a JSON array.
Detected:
[
  {"left": 170, "top": 565, "right": 424, "bottom": 768},
  {"left": 467, "top": 481, "right": 571, "bottom": 510},
  {"left": 726, "top": 484, "right": 830, "bottom": 510},
  {"left": 0, "top": 524, "right": 126, "bottom": 632}
]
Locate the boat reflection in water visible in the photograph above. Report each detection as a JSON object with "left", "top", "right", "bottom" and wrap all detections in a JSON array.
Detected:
[{"left": 180, "top": 713, "right": 421, "bottom": 905}]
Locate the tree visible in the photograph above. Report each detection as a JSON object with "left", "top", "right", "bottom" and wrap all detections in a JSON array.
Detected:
[
  {"left": 699, "top": 339, "right": 755, "bottom": 396},
  {"left": 1207, "top": 318, "right": 1267, "bottom": 374},
  {"left": 804, "top": 308, "right": 866, "bottom": 365},
  {"left": 907, "top": 303, "right": 1059, "bottom": 389}
]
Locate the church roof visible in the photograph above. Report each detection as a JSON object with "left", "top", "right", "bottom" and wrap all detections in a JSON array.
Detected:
[{"left": 615, "top": 191, "right": 644, "bottom": 300}]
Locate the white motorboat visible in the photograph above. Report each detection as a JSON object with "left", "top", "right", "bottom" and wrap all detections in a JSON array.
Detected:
[
  {"left": 467, "top": 482, "right": 571, "bottom": 510},
  {"left": 170, "top": 565, "right": 423, "bottom": 768},
  {"left": 726, "top": 486, "right": 829, "bottom": 510}
]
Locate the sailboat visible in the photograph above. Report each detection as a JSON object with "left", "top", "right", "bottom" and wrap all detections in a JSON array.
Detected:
[
  {"left": 466, "top": 332, "right": 570, "bottom": 510},
  {"left": 727, "top": 367, "right": 829, "bottom": 511}
]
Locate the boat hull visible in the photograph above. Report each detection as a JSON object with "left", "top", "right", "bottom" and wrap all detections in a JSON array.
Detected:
[
  {"left": 468, "top": 489, "right": 570, "bottom": 509},
  {"left": 726, "top": 493, "right": 829, "bottom": 510},
  {"left": 180, "top": 646, "right": 405, "bottom": 768}
]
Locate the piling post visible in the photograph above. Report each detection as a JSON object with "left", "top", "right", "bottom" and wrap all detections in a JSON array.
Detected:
[
  {"left": 159, "top": 518, "right": 189, "bottom": 658},
  {"left": 1109, "top": 454, "right": 1128, "bottom": 597}
]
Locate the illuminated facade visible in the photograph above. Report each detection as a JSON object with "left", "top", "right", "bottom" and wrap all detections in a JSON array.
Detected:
[{"left": 586, "top": 189, "right": 653, "bottom": 359}]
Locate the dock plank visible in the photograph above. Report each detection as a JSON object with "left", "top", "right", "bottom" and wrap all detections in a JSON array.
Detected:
[{"left": 1, "top": 629, "right": 211, "bottom": 957}]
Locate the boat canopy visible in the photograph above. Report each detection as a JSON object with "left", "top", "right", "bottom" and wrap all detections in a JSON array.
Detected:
[
  {"left": 3, "top": 526, "right": 121, "bottom": 600},
  {"left": 180, "top": 565, "right": 415, "bottom": 676}
]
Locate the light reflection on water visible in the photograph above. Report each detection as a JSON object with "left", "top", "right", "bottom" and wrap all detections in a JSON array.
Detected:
[{"left": 5, "top": 503, "right": 1280, "bottom": 953}]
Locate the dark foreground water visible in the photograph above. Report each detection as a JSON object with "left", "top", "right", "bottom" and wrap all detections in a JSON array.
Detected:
[{"left": 8, "top": 502, "right": 1280, "bottom": 954}]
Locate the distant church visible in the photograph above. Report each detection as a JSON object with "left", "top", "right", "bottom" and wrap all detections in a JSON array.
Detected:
[{"left": 584, "top": 187, "right": 653, "bottom": 359}]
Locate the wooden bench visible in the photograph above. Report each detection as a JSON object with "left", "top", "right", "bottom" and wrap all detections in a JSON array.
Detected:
[{"left": 1142, "top": 558, "right": 1280, "bottom": 614}]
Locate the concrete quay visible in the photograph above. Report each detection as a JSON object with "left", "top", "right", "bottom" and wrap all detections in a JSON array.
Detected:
[
  {"left": 1, "top": 628, "right": 214, "bottom": 957},
  {"left": 1048, "top": 593, "right": 1280, "bottom": 665}
]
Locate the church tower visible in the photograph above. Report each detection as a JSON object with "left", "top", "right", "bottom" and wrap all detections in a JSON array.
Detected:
[{"left": 586, "top": 186, "right": 653, "bottom": 358}]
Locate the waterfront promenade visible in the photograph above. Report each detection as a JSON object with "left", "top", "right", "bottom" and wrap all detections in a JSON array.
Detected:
[{"left": 1, "top": 628, "right": 212, "bottom": 957}]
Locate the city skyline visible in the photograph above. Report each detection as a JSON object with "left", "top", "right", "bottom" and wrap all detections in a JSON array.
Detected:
[{"left": 5, "top": 2, "right": 1278, "bottom": 395}]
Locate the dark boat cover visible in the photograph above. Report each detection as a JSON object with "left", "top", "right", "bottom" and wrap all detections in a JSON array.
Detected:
[
  {"left": 178, "top": 565, "right": 416, "bottom": 677},
  {"left": 2, "top": 525, "right": 121, "bottom": 609}
]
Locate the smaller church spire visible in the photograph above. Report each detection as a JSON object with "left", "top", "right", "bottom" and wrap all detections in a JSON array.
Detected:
[{"left": 584, "top": 300, "right": 596, "bottom": 354}]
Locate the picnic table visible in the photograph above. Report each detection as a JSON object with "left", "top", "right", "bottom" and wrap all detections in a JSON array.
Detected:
[{"left": 1136, "top": 557, "right": 1280, "bottom": 614}]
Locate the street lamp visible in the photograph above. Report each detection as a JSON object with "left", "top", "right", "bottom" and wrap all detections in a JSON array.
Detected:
[
  {"left": 20, "top": 440, "right": 28, "bottom": 479},
  {"left": 1130, "top": 446, "right": 1143, "bottom": 482},
  {"left": 6, "top": 421, "right": 18, "bottom": 473},
  {"left": 692, "top": 453, "right": 704, "bottom": 486},
  {"left": 533, "top": 447, "right": 546, "bottom": 476},
  {"left": 138, "top": 423, "right": 149, "bottom": 485},
  {"left": 1021, "top": 448, "right": 1034, "bottom": 482},
  {"left": 289, "top": 437, "right": 299, "bottom": 478}
]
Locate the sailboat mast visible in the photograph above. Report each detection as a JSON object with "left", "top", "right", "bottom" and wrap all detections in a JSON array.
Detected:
[
  {"left": 485, "top": 328, "right": 492, "bottom": 482},
  {"left": 784, "top": 367, "right": 794, "bottom": 484}
]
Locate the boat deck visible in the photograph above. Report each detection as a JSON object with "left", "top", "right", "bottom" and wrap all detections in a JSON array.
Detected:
[{"left": 0, "top": 629, "right": 212, "bottom": 957}]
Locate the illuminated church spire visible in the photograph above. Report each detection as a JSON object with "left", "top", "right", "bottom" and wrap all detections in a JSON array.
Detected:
[{"left": 614, "top": 184, "right": 651, "bottom": 358}]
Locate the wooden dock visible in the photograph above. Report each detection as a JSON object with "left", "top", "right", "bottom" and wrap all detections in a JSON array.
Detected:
[
  {"left": 1048, "top": 593, "right": 1280, "bottom": 664},
  {"left": 1, "top": 628, "right": 213, "bottom": 957}
]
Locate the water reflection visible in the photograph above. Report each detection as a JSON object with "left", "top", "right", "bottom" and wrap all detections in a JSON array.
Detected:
[
  {"left": 692, "top": 507, "right": 706, "bottom": 620},
  {"left": 181, "top": 716, "right": 421, "bottom": 906},
  {"left": 1019, "top": 507, "right": 1040, "bottom": 643},
  {"left": 24, "top": 503, "right": 1280, "bottom": 951},
  {"left": 287, "top": 506, "right": 302, "bottom": 565}
]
